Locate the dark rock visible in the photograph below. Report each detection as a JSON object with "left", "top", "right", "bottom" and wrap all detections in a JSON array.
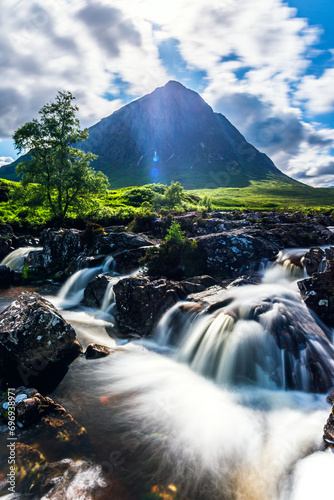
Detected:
[
  {"left": 227, "top": 272, "right": 262, "bottom": 287},
  {"left": 0, "top": 264, "right": 13, "bottom": 286},
  {"left": 113, "top": 247, "right": 148, "bottom": 274},
  {"left": 195, "top": 228, "right": 279, "bottom": 276},
  {"left": 85, "top": 343, "right": 121, "bottom": 359},
  {"left": 323, "top": 409, "right": 334, "bottom": 447},
  {"left": 114, "top": 276, "right": 209, "bottom": 336},
  {"left": 0, "top": 292, "right": 82, "bottom": 390},
  {"left": 93, "top": 231, "right": 155, "bottom": 255},
  {"left": 268, "top": 223, "right": 334, "bottom": 248},
  {"left": 303, "top": 247, "right": 325, "bottom": 275},
  {"left": 82, "top": 274, "right": 118, "bottom": 308},
  {"left": 25, "top": 228, "right": 84, "bottom": 277},
  {"left": 0, "top": 223, "right": 13, "bottom": 260},
  {"left": 298, "top": 270, "right": 334, "bottom": 328}
]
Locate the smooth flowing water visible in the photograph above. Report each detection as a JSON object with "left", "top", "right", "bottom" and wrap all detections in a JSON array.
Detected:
[
  {"left": 2, "top": 245, "right": 334, "bottom": 499},
  {"left": 49, "top": 249, "right": 334, "bottom": 499},
  {"left": 1, "top": 246, "right": 43, "bottom": 271}
]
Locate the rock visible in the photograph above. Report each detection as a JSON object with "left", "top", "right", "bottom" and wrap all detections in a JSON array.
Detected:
[
  {"left": 195, "top": 228, "right": 279, "bottom": 276},
  {"left": 268, "top": 223, "right": 334, "bottom": 248},
  {"left": 113, "top": 276, "right": 210, "bottom": 336},
  {"left": 193, "top": 218, "right": 233, "bottom": 235},
  {"left": 113, "top": 247, "right": 148, "bottom": 274},
  {"left": 85, "top": 343, "right": 119, "bottom": 359},
  {"left": 298, "top": 270, "right": 334, "bottom": 328},
  {"left": 25, "top": 228, "right": 84, "bottom": 277},
  {"left": 323, "top": 409, "right": 334, "bottom": 448},
  {"left": 0, "top": 292, "right": 82, "bottom": 390},
  {"left": 82, "top": 274, "right": 118, "bottom": 308},
  {"left": 0, "top": 264, "right": 13, "bottom": 286},
  {"left": 227, "top": 272, "right": 262, "bottom": 287},
  {"left": 0, "top": 223, "right": 13, "bottom": 260},
  {"left": 302, "top": 247, "right": 325, "bottom": 275},
  {"left": 93, "top": 231, "right": 156, "bottom": 255}
]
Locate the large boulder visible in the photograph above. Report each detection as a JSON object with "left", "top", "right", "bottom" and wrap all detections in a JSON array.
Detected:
[
  {"left": 93, "top": 231, "right": 156, "bottom": 255},
  {"left": 82, "top": 274, "right": 118, "bottom": 308},
  {"left": 268, "top": 223, "right": 334, "bottom": 248},
  {"left": 302, "top": 247, "right": 325, "bottom": 275},
  {"left": 25, "top": 228, "right": 84, "bottom": 277},
  {"left": 0, "top": 223, "right": 13, "bottom": 261},
  {"left": 0, "top": 264, "right": 13, "bottom": 286},
  {"left": 298, "top": 263, "right": 334, "bottom": 328},
  {"left": 195, "top": 228, "right": 279, "bottom": 276},
  {"left": 0, "top": 292, "right": 82, "bottom": 390},
  {"left": 113, "top": 276, "right": 216, "bottom": 336}
]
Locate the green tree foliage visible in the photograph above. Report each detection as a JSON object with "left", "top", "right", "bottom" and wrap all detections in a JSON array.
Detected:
[
  {"left": 164, "top": 181, "right": 184, "bottom": 208},
  {"left": 140, "top": 219, "right": 206, "bottom": 279},
  {"left": 13, "top": 91, "right": 109, "bottom": 221}
]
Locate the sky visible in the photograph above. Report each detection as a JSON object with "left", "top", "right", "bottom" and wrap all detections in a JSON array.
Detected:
[{"left": 1, "top": 0, "right": 334, "bottom": 187}]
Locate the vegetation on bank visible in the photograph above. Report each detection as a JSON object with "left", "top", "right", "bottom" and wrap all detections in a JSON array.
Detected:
[
  {"left": 0, "top": 177, "right": 333, "bottom": 233},
  {"left": 140, "top": 220, "right": 206, "bottom": 279}
]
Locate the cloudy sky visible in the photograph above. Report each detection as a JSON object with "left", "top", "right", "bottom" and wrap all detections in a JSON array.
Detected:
[{"left": 1, "top": 0, "right": 334, "bottom": 187}]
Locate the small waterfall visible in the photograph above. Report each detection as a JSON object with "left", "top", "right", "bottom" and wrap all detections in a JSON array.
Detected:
[
  {"left": 1, "top": 246, "right": 43, "bottom": 271},
  {"left": 57, "top": 256, "right": 117, "bottom": 308},
  {"left": 154, "top": 301, "right": 203, "bottom": 347}
]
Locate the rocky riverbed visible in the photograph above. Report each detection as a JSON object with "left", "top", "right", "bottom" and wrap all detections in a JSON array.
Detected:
[{"left": 1, "top": 210, "right": 334, "bottom": 499}]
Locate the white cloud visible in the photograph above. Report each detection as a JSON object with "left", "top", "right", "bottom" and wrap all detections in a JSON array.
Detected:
[
  {"left": 0, "top": 156, "right": 14, "bottom": 167},
  {"left": 0, "top": 0, "right": 334, "bottom": 186},
  {"left": 295, "top": 68, "right": 334, "bottom": 114}
]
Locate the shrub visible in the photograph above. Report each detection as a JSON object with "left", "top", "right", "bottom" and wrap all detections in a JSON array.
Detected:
[
  {"left": 128, "top": 208, "right": 157, "bottom": 233},
  {"left": 140, "top": 219, "right": 206, "bottom": 279}
]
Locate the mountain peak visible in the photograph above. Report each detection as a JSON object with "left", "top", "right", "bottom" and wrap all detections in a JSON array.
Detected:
[{"left": 1, "top": 82, "right": 297, "bottom": 189}]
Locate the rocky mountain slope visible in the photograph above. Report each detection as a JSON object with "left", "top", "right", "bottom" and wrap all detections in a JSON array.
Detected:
[{"left": 1, "top": 81, "right": 299, "bottom": 189}]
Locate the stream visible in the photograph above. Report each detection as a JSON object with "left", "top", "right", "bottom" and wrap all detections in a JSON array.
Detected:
[{"left": 1, "top": 246, "right": 334, "bottom": 499}]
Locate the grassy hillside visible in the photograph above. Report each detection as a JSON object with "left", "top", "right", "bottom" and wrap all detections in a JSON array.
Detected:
[
  {"left": 191, "top": 179, "right": 334, "bottom": 211},
  {"left": 0, "top": 178, "right": 333, "bottom": 233}
]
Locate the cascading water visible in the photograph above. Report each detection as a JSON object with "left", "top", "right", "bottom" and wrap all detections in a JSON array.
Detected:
[
  {"left": 48, "top": 246, "right": 334, "bottom": 499},
  {"left": 57, "top": 255, "right": 118, "bottom": 308},
  {"left": 1, "top": 246, "right": 43, "bottom": 271}
]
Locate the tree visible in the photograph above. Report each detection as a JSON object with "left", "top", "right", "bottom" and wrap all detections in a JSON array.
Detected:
[
  {"left": 165, "top": 181, "right": 184, "bottom": 208},
  {"left": 13, "top": 91, "right": 109, "bottom": 221}
]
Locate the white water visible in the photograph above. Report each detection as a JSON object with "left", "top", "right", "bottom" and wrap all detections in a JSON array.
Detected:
[
  {"left": 43, "top": 247, "right": 334, "bottom": 498},
  {"left": 57, "top": 255, "right": 118, "bottom": 309},
  {"left": 1, "top": 246, "right": 43, "bottom": 271}
]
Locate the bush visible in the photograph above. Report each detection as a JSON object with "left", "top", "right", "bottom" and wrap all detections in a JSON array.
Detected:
[
  {"left": 140, "top": 219, "right": 206, "bottom": 279},
  {"left": 127, "top": 208, "right": 157, "bottom": 233}
]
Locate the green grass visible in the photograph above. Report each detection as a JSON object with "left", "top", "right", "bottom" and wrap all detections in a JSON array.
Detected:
[
  {"left": 0, "top": 178, "right": 333, "bottom": 234},
  {"left": 190, "top": 180, "right": 334, "bottom": 211}
]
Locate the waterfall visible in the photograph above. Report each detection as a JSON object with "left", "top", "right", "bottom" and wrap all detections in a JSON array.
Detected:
[
  {"left": 49, "top": 245, "right": 334, "bottom": 500},
  {"left": 1, "top": 246, "right": 43, "bottom": 271},
  {"left": 151, "top": 259, "right": 334, "bottom": 393},
  {"left": 57, "top": 256, "right": 117, "bottom": 309}
]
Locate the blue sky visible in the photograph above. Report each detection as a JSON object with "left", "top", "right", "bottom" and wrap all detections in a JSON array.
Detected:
[{"left": 1, "top": 0, "right": 334, "bottom": 186}]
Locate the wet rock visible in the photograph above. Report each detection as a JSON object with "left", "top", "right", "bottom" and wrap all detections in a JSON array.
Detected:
[
  {"left": 93, "top": 231, "right": 155, "bottom": 255},
  {"left": 113, "top": 276, "right": 210, "bottom": 336},
  {"left": 268, "top": 223, "right": 334, "bottom": 248},
  {"left": 227, "top": 272, "right": 262, "bottom": 287},
  {"left": 82, "top": 274, "right": 118, "bottom": 308},
  {"left": 25, "top": 228, "right": 84, "bottom": 277},
  {"left": 113, "top": 247, "right": 148, "bottom": 274},
  {"left": 85, "top": 343, "right": 118, "bottom": 359},
  {"left": 0, "top": 292, "right": 82, "bottom": 390},
  {"left": 298, "top": 270, "right": 334, "bottom": 328},
  {"left": 195, "top": 228, "right": 278, "bottom": 276},
  {"left": 0, "top": 223, "right": 13, "bottom": 260},
  {"left": 302, "top": 247, "right": 325, "bottom": 275},
  {"left": 323, "top": 408, "right": 334, "bottom": 448},
  {"left": 0, "top": 264, "right": 13, "bottom": 286}
]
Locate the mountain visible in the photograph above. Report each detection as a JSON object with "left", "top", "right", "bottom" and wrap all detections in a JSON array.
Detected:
[{"left": 1, "top": 81, "right": 298, "bottom": 188}]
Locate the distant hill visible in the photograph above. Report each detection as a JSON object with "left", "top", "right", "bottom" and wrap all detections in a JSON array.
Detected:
[{"left": 1, "top": 81, "right": 300, "bottom": 189}]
